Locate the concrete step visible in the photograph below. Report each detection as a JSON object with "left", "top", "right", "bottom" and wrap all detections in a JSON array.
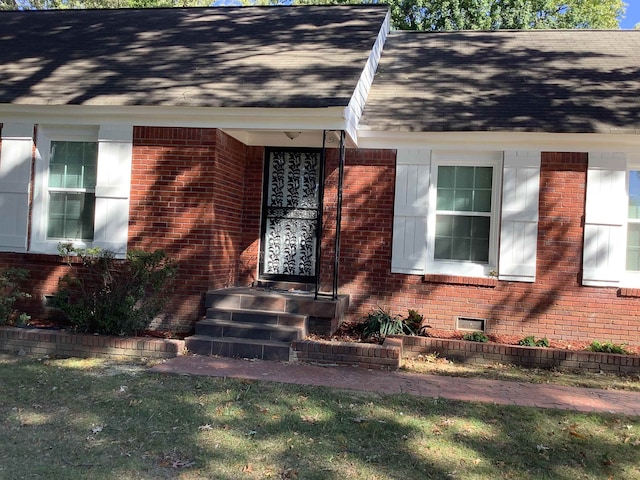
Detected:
[
  {"left": 184, "top": 335, "right": 291, "bottom": 361},
  {"left": 205, "top": 287, "right": 349, "bottom": 335},
  {"left": 253, "top": 280, "right": 315, "bottom": 292},
  {"left": 205, "top": 307, "right": 307, "bottom": 333},
  {"left": 195, "top": 318, "right": 305, "bottom": 342}
]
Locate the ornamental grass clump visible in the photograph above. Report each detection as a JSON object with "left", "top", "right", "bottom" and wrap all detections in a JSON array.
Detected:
[{"left": 363, "top": 306, "right": 418, "bottom": 338}]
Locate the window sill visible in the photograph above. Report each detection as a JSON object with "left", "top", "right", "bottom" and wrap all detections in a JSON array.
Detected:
[
  {"left": 423, "top": 274, "right": 498, "bottom": 288},
  {"left": 24, "top": 253, "right": 82, "bottom": 264},
  {"left": 618, "top": 288, "right": 640, "bottom": 298}
]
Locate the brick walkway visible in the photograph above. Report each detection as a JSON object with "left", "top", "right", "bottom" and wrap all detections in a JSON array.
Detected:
[{"left": 151, "top": 355, "right": 640, "bottom": 416}]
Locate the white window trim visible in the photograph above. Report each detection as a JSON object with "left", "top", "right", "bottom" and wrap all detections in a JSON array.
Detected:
[
  {"left": 32, "top": 125, "right": 99, "bottom": 255},
  {"left": 31, "top": 124, "right": 132, "bottom": 258},
  {"left": 621, "top": 154, "right": 640, "bottom": 287},
  {"left": 425, "top": 151, "right": 503, "bottom": 277}
]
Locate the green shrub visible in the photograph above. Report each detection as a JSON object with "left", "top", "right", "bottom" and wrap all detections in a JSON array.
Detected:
[
  {"left": 587, "top": 340, "right": 629, "bottom": 355},
  {"left": 462, "top": 331, "right": 489, "bottom": 343},
  {"left": 52, "top": 245, "right": 178, "bottom": 336},
  {"left": 518, "top": 335, "right": 549, "bottom": 348},
  {"left": 405, "top": 309, "right": 424, "bottom": 333},
  {"left": 363, "top": 307, "right": 416, "bottom": 338},
  {"left": 0, "top": 268, "right": 30, "bottom": 325}
]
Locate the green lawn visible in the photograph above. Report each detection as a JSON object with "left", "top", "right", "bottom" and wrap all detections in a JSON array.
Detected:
[{"left": 1, "top": 356, "right": 639, "bottom": 480}]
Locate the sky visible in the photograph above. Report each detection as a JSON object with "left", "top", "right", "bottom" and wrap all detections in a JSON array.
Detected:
[{"left": 619, "top": 1, "right": 640, "bottom": 28}]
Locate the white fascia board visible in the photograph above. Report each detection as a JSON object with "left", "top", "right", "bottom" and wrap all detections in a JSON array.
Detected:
[
  {"left": 357, "top": 130, "right": 640, "bottom": 153},
  {"left": 0, "top": 104, "right": 348, "bottom": 132},
  {"left": 344, "top": 10, "right": 391, "bottom": 145}
]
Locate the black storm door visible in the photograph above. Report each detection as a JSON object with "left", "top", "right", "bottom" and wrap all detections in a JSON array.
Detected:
[{"left": 260, "top": 148, "right": 322, "bottom": 283}]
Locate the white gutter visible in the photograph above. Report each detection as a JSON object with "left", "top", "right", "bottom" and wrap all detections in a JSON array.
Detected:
[
  {"left": 357, "top": 130, "right": 640, "bottom": 153},
  {"left": 0, "top": 104, "right": 350, "bottom": 132}
]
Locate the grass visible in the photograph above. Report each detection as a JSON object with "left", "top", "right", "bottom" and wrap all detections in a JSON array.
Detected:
[
  {"left": 402, "top": 354, "right": 640, "bottom": 392},
  {"left": 1, "top": 356, "right": 639, "bottom": 479}
]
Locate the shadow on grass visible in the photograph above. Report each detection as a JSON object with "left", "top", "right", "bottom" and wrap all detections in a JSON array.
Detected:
[{"left": 0, "top": 357, "right": 638, "bottom": 480}]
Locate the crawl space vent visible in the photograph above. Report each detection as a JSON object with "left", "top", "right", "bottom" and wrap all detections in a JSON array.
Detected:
[{"left": 456, "top": 317, "right": 486, "bottom": 332}]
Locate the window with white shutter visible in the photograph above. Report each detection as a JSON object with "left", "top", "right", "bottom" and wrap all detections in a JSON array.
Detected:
[
  {"left": 582, "top": 153, "right": 626, "bottom": 287},
  {"left": 0, "top": 123, "right": 34, "bottom": 253},
  {"left": 31, "top": 124, "right": 133, "bottom": 257},
  {"left": 391, "top": 149, "right": 540, "bottom": 281},
  {"left": 498, "top": 151, "right": 541, "bottom": 282}
]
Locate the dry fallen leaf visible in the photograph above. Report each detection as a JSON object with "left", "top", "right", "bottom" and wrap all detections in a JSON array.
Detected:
[
  {"left": 280, "top": 467, "right": 298, "bottom": 479},
  {"left": 91, "top": 425, "right": 103, "bottom": 434}
]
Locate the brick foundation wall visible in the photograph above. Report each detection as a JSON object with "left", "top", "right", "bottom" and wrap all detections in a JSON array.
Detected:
[
  {"left": 329, "top": 150, "right": 640, "bottom": 347},
  {"left": 292, "top": 338, "right": 400, "bottom": 369},
  {"left": 0, "top": 326, "right": 184, "bottom": 360},
  {"left": 400, "top": 336, "right": 640, "bottom": 375}
]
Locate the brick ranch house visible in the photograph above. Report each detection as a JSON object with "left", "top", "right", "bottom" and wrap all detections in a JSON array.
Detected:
[{"left": 1, "top": 5, "right": 640, "bottom": 351}]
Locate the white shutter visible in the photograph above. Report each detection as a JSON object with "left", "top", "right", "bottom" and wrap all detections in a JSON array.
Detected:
[
  {"left": 498, "top": 151, "right": 541, "bottom": 282},
  {"left": 582, "top": 152, "right": 626, "bottom": 287},
  {"left": 391, "top": 148, "right": 430, "bottom": 274},
  {"left": 0, "top": 123, "right": 34, "bottom": 252},
  {"left": 93, "top": 124, "right": 133, "bottom": 257}
]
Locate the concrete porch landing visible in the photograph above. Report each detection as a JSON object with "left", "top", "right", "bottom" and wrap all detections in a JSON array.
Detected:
[{"left": 184, "top": 286, "right": 349, "bottom": 361}]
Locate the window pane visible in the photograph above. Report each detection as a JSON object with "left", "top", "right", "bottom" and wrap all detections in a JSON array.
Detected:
[
  {"left": 451, "top": 238, "right": 471, "bottom": 261},
  {"left": 437, "top": 166, "right": 455, "bottom": 188},
  {"left": 437, "top": 166, "right": 493, "bottom": 213},
  {"left": 436, "top": 215, "right": 454, "bottom": 236},
  {"left": 434, "top": 237, "right": 452, "bottom": 260},
  {"left": 629, "top": 171, "right": 640, "bottom": 220},
  {"left": 453, "top": 189, "right": 473, "bottom": 211},
  {"left": 627, "top": 223, "right": 640, "bottom": 271},
  {"left": 435, "top": 214, "right": 490, "bottom": 263},
  {"left": 47, "top": 192, "right": 95, "bottom": 240},
  {"left": 436, "top": 189, "right": 455, "bottom": 210},
  {"left": 50, "top": 141, "right": 97, "bottom": 189},
  {"left": 475, "top": 167, "right": 493, "bottom": 189},
  {"left": 473, "top": 190, "right": 492, "bottom": 212},
  {"left": 434, "top": 164, "right": 494, "bottom": 264},
  {"left": 452, "top": 216, "right": 471, "bottom": 237},
  {"left": 471, "top": 238, "right": 490, "bottom": 262},
  {"left": 455, "top": 166, "right": 474, "bottom": 188}
]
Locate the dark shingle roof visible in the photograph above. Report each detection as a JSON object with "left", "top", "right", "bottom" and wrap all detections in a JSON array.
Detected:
[
  {"left": 0, "top": 5, "right": 388, "bottom": 108},
  {"left": 361, "top": 30, "right": 640, "bottom": 134}
]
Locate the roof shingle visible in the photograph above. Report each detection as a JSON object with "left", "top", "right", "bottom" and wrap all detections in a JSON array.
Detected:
[
  {"left": 361, "top": 30, "right": 640, "bottom": 134},
  {"left": 0, "top": 5, "right": 388, "bottom": 109}
]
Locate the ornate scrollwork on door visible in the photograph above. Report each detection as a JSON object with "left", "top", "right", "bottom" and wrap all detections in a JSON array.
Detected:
[{"left": 263, "top": 150, "right": 320, "bottom": 278}]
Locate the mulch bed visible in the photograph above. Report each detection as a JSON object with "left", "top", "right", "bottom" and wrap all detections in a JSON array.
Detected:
[{"left": 309, "top": 322, "right": 640, "bottom": 356}]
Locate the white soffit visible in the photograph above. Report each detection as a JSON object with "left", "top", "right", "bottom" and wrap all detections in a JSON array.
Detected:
[{"left": 0, "top": 104, "right": 349, "bottom": 133}]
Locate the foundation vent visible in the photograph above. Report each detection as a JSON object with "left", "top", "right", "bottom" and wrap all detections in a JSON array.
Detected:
[{"left": 456, "top": 317, "right": 486, "bottom": 332}]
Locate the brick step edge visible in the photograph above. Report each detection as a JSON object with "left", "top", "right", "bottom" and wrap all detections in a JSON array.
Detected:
[
  {"left": 0, "top": 326, "right": 185, "bottom": 360},
  {"left": 292, "top": 338, "right": 402, "bottom": 370},
  {"left": 399, "top": 335, "right": 640, "bottom": 375}
]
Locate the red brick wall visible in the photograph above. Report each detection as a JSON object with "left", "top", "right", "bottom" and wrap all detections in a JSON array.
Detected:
[
  {"left": 238, "top": 147, "right": 264, "bottom": 286},
  {"left": 0, "top": 127, "right": 255, "bottom": 331},
  {"left": 330, "top": 150, "right": 640, "bottom": 347},
  {"left": 129, "top": 127, "right": 250, "bottom": 330},
  {"left": 3, "top": 127, "right": 640, "bottom": 346}
]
